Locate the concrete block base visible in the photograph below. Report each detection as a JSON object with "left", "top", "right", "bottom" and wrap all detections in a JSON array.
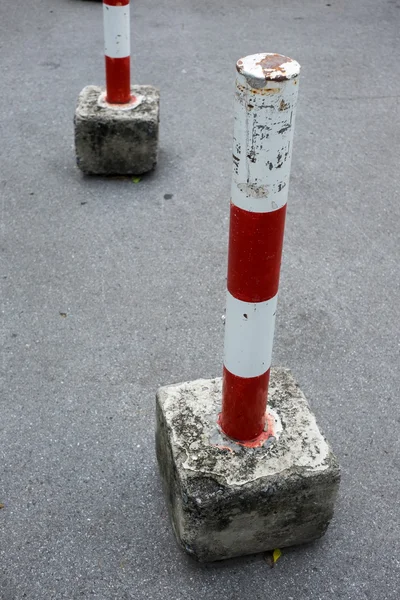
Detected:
[
  {"left": 156, "top": 368, "right": 340, "bottom": 562},
  {"left": 74, "top": 85, "right": 159, "bottom": 175}
]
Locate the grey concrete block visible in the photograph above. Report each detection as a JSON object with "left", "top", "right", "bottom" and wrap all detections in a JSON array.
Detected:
[
  {"left": 156, "top": 367, "right": 340, "bottom": 562},
  {"left": 74, "top": 85, "right": 159, "bottom": 175}
]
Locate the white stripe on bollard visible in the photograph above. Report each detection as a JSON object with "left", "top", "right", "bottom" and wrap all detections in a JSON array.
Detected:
[
  {"left": 103, "top": 3, "right": 130, "bottom": 58},
  {"left": 223, "top": 291, "right": 277, "bottom": 379}
]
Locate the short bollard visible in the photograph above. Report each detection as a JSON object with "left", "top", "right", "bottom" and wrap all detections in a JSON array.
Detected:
[
  {"left": 74, "top": 0, "right": 160, "bottom": 175},
  {"left": 103, "top": 0, "right": 131, "bottom": 104},
  {"left": 156, "top": 53, "right": 340, "bottom": 562}
]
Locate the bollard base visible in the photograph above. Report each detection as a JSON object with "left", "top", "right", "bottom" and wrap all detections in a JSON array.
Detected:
[
  {"left": 156, "top": 368, "right": 340, "bottom": 562},
  {"left": 74, "top": 85, "right": 159, "bottom": 176}
]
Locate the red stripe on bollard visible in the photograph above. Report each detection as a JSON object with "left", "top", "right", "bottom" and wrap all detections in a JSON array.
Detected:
[
  {"left": 221, "top": 367, "right": 270, "bottom": 442},
  {"left": 227, "top": 203, "right": 287, "bottom": 303},
  {"left": 105, "top": 56, "right": 131, "bottom": 104},
  {"left": 103, "top": 0, "right": 131, "bottom": 104},
  {"left": 105, "top": 0, "right": 129, "bottom": 6}
]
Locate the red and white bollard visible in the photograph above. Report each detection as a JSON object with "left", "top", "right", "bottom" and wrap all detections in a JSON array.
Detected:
[
  {"left": 75, "top": 0, "right": 159, "bottom": 175},
  {"left": 220, "top": 53, "right": 301, "bottom": 443},
  {"left": 156, "top": 53, "right": 340, "bottom": 560},
  {"left": 102, "top": 0, "right": 133, "bottom": 105}
]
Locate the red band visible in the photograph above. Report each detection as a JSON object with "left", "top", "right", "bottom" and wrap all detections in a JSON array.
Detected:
[
  {"left": 221, "top": 367, "right": 270, "bottom": 442},
  {"left": 105, "top": 56, "right": 131, "bottom": 104},
  {"left": 227, "top": 203, "right": 286, "bottom": 303},
  {"left": 103, "top": 1, "right": 129, "bottom": 6}
]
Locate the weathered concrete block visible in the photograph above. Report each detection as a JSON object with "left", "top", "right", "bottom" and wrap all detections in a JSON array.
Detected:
[
  {"left": 74, "top": 85, "right": 159, "bottom": 175},
  {"left": 156, "top": 367, "right": 340, "bottom": 562}
]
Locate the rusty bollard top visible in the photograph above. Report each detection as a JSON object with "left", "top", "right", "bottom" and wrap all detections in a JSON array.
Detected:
[{"left": 236, "top": 53, "right": 301, "bottom": 88}]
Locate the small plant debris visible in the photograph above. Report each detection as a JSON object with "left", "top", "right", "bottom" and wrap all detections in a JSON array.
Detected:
[{"left": 264, "top": 548, "right": 282, "bottom": 567}]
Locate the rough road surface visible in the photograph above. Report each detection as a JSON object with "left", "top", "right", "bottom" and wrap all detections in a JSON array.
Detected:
[{"left": 1, "top": 1, "right": 399, "bottom": 598}]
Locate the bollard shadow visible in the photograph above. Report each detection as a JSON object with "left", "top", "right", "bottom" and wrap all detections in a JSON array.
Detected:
[
  {"left": 75, "top": 147, "right": 169, "bottom": 187},
  {"left": 67, "top": 0, "right": 102, "bottom": 4},
  {"left": 80, "top": 168, "right": 158, "bottom": 184},
  {"left": 179, "top": 538, "right": 326, "bottom": 572}
]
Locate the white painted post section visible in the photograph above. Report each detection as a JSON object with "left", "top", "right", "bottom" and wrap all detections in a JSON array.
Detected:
[{"left": 104, "top": 4, "right": 130, "bottom": 59}]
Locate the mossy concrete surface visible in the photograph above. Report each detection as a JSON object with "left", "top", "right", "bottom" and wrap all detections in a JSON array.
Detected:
[
  {"left": 74, "top": 85, "right": 159, "bottom": 175},
  {"left": 156, "top": 368, "right": 340, "bottom": 562}
]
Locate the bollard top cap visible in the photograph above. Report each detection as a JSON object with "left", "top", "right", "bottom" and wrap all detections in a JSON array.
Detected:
[{"left": 236, "top": 53, "right": 300, "bottom": 86}]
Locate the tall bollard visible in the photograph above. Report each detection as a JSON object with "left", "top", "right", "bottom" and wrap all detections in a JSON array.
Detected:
[
  {"left": 103, "top": 0, "right": 131, "bottom": 104},
  {"left": 221, "top": 54, "right": 300, "bottom": 443},
  {"left": 156, "top": 53, "right": 340, "bottom": 562}
]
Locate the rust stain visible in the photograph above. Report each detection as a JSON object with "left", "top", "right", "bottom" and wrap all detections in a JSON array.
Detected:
[
  {"left": 279, "top": 99, "right": 289, "bottom": 111},
  {"left": 256, "top": 53, "right": 293, "bottom": 82},
  {"left": 236, "top": 82, "right": 280, "bottom": 95},
  {"left": 256, "top": 88, "right": 280, "bottom": 95},
  {"left": 236, "top": 59, "right": 244, "bottom": 74}
]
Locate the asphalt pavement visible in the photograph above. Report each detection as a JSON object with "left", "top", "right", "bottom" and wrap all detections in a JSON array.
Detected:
[{"left": 1, "top": 1, "right": 399, "bottom": 598}]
